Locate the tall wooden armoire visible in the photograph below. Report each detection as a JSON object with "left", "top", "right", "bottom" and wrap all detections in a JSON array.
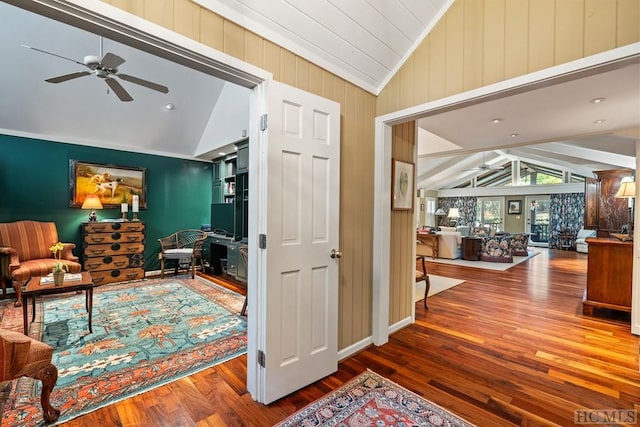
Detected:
[{"left": 584, "top": 169, "right": 634, "bottom": 237}]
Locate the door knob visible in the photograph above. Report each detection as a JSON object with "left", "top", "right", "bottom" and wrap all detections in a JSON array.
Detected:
[{"left": 330, "top": 249, "right": 342, "bottom": 259}]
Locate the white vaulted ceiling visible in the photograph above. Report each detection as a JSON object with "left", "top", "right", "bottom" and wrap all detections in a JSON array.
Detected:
[{"left": 195, "top": 0, "right": 452, "bottom": 93}]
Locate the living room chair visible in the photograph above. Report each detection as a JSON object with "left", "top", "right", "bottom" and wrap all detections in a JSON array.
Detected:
[
  {"left": 416, "top": 255, "right": 430, "bottom": 309},
  {"left": 0, "top": 328, "right": 60, "bottom": 423},
  {"left": 0, "top": 221, "right": 81, "bottom": 306},
  {"left": 158, "top": 229, "right": 208, "bottom": 279}
]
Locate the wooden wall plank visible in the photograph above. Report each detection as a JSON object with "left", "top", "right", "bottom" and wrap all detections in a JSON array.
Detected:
[
  {"left": 617, "top": 0, "right": 640, "bottom": 46},
  {"left": 244, "top": 31, "right": 263, "bottom": 69},
  {"left": 296, "top": 57, "right": 310, "bottom": 92},
  {"left": 555, "top": 0, "right": 585, "bottom": 65},
  {"left": 445, "top": 0, "right": 464, "bottom": 97},
  {"left": 412, "top": 41, "right": 429, "bottom": 106},
  {"left": 428, "top": 22, "right": 446, "bottom": 101},
  {"left": 106, "top": 0, "right": 143, "bottom": 16},
  {"left": 483, "top": 0, "right": 506, "bottom": 86},
  {"left": 528, "top": 0, "right": 556, "bottom": 73},
  {"left": 263, "top": 40, "right": 281, "bottom": 81},
  {"left": 144, "top": 0, "right": 173, "bottom": 30},
  {"left": 463, "top": 0, "right": 484, "bottom": 92},
  {"left": 223, "top": 20, "right": 245, "bottom": 60},
  {"left": 280, "top": 49, "right": 297, "bottom": 87},
  {"left": 174, "top": 0, "right": 200, "bottom": 41},
  {"left": 200, "top": 8, "right": 224, "bottom": 52},
  {"left": 399, "top": 56, "right": 415, "bottom": 111},
  {"left": 504, "top": 0, "right": 529, "bottom": 79},
  {"left": 584, "top": 0, "right": 617, "bottom": 56}
]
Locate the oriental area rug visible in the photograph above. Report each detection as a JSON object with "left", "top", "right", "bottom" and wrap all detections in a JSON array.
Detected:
[
  {"left": 0, "top": 276, "right": 247, "bottom": 426},
  {"left": 275, "top": 369, "right": 475, "bottom": 427}
]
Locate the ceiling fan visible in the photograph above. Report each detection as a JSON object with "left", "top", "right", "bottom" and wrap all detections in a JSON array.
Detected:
[
  {"left": 464, "top": 152, "right": 505, "bottom": 171},
  {"left": 22, "top": 37, "right": 169, "bottom": 102}
]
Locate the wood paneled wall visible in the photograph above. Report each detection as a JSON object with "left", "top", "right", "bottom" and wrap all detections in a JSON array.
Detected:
[
  {"left": 389, "top": 122, "right": 416, "bottom": 325},
  {"left": 101, "top": 0, "right": 376, "bottom": 349},
  {"left": 377, "top": 0, "right": 640, "bottom": 115}
]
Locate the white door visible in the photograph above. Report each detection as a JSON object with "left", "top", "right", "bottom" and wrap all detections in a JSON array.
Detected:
[{"left": 259, "top": 80, "right": 340, "bottom": 404}]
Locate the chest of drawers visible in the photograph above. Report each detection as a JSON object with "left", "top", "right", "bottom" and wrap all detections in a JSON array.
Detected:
[{"left": 82, "top": 221, "right": 145, "bottom": 285}]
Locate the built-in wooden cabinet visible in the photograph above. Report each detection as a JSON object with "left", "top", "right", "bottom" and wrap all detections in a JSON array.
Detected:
[
  {"left": 583, "top": 237, "right": 632, "bottom": 317},
  {"left": 82, "top": 221, "right": 145, "bottom": 285},
  {"left": 584, "top": 169, "right": 633, "bottom": 237}
]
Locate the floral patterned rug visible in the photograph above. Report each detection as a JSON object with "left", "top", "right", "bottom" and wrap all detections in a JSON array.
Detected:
[
  {"left": 275, "top": 370, "right": 475, "bottom": 427},
  {"left": 0, "top": 275, "right": 247, "bottom": 426}
]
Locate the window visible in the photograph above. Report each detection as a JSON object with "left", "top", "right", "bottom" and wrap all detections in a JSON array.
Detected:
[{"left": 476, "top": 197, "right": 504, "bottom": 232}]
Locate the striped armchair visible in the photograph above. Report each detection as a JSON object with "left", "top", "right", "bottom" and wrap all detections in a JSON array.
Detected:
[{"left": 0, "top": 221, "right": 81, "bottom": 306}]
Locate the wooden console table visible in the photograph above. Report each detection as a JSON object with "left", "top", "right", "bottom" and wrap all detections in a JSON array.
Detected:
[
  {"left": 417, "top": 233, "right": 439, "bottom": 259},
  {"left": 583, "top": 237, "right": 632, "bottom": 317}
]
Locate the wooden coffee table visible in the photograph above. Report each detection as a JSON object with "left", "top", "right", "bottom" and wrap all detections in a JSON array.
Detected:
[{"left": 22, "top": 271, "right": 96, "bottom": 335}]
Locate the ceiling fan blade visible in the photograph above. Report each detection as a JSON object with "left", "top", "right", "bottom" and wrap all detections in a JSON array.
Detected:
[
  {"left": 45, "top": 71, "right": 92, "bottom": 84},
  {"left": 105, "top": 77, "right": 133, "bottom": 102},
  {"left": 101, "top": 52, "right": 126, "bottom": 70},
  {"left": 117, "top": 74, "right": 169, "bottom": 94},
  {"left": 21, "top": 45, "right": 85, "bottom": 66}
]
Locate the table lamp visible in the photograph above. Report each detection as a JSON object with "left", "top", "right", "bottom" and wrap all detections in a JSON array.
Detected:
[
  {"left": 435, "top": 208, "right": 446, "bottom": 226},
  {"left": 615, "top": 179, "right": 635, "bottom": 238},
  {"left": 82, "top": 194, "right": 103, "bottom": 222},
  {"left": 447, "top": 207, "right": 460, "bottom": 227}
]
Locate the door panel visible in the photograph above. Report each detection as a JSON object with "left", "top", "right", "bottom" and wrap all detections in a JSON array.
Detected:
[{"left": 260, "top": 80, "right": 340, "bottom": 404}]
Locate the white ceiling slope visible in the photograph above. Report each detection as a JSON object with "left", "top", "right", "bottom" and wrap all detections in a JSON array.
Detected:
[{"left": 196, "top": 0, "right": 453, "bottom": 94}]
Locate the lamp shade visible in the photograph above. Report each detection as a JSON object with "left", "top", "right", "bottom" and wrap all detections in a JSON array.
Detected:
[
  {"left": 81, "top": 194, "right": 103, "bottom": 210},
  {"left": 434, "top": 208, "right": 446, "bottom": 216},
  {"left": 447, "top": 207, "right": 460, "bottom": 218},
  {"left": 615, "top": 181, "right": 636, "bottom": 198}
]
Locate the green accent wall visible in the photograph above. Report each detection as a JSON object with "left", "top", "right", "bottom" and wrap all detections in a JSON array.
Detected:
[{"left": 0, "top": 134, "right": 212, "bottom": 270}]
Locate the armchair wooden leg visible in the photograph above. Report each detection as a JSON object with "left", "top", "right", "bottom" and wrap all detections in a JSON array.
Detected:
[
  {"left": 33, "top": 363, "right": 60, "bottom": 423},
  {"left": 12, "top": 280, "right": 22, "bottom": 307},
  {"left": 191, "top": 258, "right": 195, "bottom": 279},
  {"left": 160, "top": 256, "right": 165, "bottom": 279},
  {"left": 423, "top": 276, "right": 430, "bottom": 310}
]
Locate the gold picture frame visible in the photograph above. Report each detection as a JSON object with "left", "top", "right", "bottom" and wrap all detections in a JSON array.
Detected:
[
  {"left": 392, "top": 159, "right": 414, "bottom": 210},
  {"left": 69, "top": 160, "right": 147, "bottom": 208}
]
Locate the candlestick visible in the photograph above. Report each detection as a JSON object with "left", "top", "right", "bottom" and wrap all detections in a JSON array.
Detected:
[
  {"left": 132, "top": 195, "right": 139, "bottom": 212},
  {"left": 121, "top": 203, "right": 128, "bottom": 221}
]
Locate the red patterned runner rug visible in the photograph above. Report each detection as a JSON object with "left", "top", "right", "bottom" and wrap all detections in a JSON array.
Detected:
[
  {"left": 275, "top": 369, "right": 475, "bottom": 427},
  {"left": 0, "top": 275, "right": 247, "bottom": 426}
]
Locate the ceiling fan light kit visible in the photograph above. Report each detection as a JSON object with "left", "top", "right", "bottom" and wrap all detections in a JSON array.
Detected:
[{"left": 23, "top": 38, "right": 169, "bottom": 102}]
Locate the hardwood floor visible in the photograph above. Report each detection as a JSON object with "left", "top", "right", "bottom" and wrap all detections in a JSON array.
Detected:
[{"left": 61, "top": 249, "right": 639, "bottom": 426}]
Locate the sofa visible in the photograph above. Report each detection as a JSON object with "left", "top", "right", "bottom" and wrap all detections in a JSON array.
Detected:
[
  {"left": 0, "top": 221, "right": 82, "bottom": 306},
  {"left": 575, "top": 229, "right": 597, "bottom": 253},
  {"left": 479, "top": 233, "right": 530, "bottom": 262},
  {"left": 416, "top": 231, "right": 462, "bottom": 259}
]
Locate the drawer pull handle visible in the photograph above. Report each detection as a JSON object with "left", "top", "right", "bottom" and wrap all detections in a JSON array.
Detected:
[
  {"left": 126, "top": 236, "right": 139, "bottom": 241},
  {"left": 126, "top": 273, "right": 139, "bottom": 279},
  {"left": 93, "top": 277, "right": 105, "bottom": 284},
  {"left": 89, "top": 250, "right": 105, "bottom": 255},
  {"left": 87, "top": 263, "right": 101, "bottom": 269},
  {"left": 114, "top": 261, "right": 127, "bottom": 267},
  {"left": 90, "top": 225, "right": 106, "bottom": 232},
  {"left": 90, "top": 238, "right": 105, "bottom": 243}
]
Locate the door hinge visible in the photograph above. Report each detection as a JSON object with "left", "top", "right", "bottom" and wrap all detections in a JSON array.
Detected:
[
  {"left": 258, "top": 350, "right": 266, "bottom": 367},
  {"left": 260, "top": 114, "right": 268, "bottom": 131},
  {"left": 259, "top": 234, "right": 267, "bottom": 249}
]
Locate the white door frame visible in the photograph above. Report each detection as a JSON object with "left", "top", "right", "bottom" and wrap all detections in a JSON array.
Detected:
[
  {"left": 373, "top": 44, "right": 640, "bottom": 344},
  {"left": 14, "top": 0, "right": 279, "bottom": 396}
]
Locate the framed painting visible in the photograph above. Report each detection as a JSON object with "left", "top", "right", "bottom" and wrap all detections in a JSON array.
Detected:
[
  {"left": 70, "top": 160, "right": 147, "bottom": 208},
  {"left": 508, "top": 200, "right": 522, "bottom": 215},
  {"left": 392, "top": 159, "right": 414, "bottom": 210}
]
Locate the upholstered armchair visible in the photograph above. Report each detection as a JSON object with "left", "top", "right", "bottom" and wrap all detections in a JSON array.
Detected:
[
  {"left": 480, "top": 235, "right": 514, "bottom": 262},
  {"left": 158, "top": 229, "right": 208, "bottom": 278},
  {"left": 576, "top": 229, "right": 597, "bottom": 253},
  {"left": 0, "top": 221, "right": 81, "bottom": 306},
  {"left": 0, "top": 328, "right": 60, "bottom": 423}
]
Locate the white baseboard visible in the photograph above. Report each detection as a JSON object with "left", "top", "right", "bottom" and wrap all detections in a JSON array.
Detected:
[
  {"left": 388, "top": 316, "right": 412, "bottom": 335},
  {"left": 338, "top": 336, "right": 373, "bottom": 362}
]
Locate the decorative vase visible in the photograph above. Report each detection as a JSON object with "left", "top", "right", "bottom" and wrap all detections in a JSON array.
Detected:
[{"left": 53, "top": 270, "right": 64, "bottom": 286}]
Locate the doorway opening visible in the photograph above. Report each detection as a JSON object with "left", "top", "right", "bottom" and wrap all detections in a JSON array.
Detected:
[{"left": 526, "top": 196, "right": 551, "bottom": 247}]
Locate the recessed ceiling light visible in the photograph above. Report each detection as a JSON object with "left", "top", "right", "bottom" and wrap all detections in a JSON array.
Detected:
[
  {"left": 593, "top": 119, "right": 605, "bottom": 124},
  {"left": 491, "top": 118, "right": 502, "bottom": 124},
  {"left": 165, "top": 103, "right": 175, "bottom": 110},
  {"left": 590, "top": 98, "right": 605, "bottom": 104},
  {"left": 510, "top": 133, "right": 519, "bottom": 138},
  {"left": 219, "top": 152, "right": 226, "bottom": 156}
]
